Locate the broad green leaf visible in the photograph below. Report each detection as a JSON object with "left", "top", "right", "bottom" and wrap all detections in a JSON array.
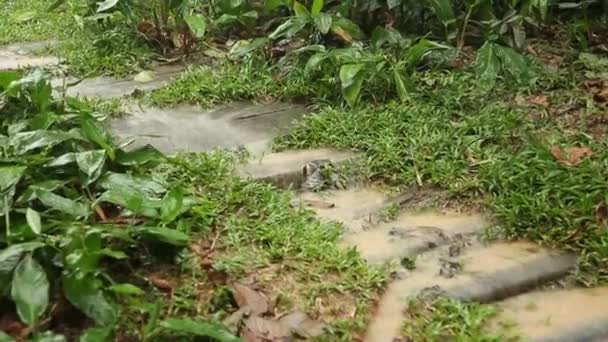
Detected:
[
  {"left": 17, "top": 180, "right": 66, "bottom": 203},
  {"left": 79, "top": 326, "right": 113, "bottom": 342},
  {"left": 99, "top": 186, "right": 158, "bottom": 218},
  {"left": 314, "top": 13, "right": 332, "bottom": 34},
  {"left": 305, "top": 53, "right": 327, "bottom": 72},
  {"left": 494, "top": 44, "right": 533, "bottom": 85},
  {"left": 63, "top": 273, "right": 118, "bottom": 325},
  {"left": 116, "top": 145, "right": 164, "bottom": 166},
  {"left": 311, "top": 0, "right": 324, "bottom": 15},
  {"left": 47, "top": 0, "right": 67, "bottom": 11},
  {"left": 393, "top": 68, "right": 408, "bottom": 102},
  {"left": 0, "top": 331, "right": 15, "bottom": 342},
  {"left": 330, "top": 18, "right": 364, "bottom": 40},
  {"left": 98, "top": 172, "right": 166, "bottom": 195},
  {"left": 293, "top": 1, "right": 309, "bottom": 17},
  {"left": 0, "top": 242, "right": 44, "bottom": 295},
  {"left": 230, "top": 38, "right": 269, "bottom": 57},
  {"left": 430, "top": 0, "right": 456, "bottom": 27},
  {"left": 11, "top": 255, "right": 49, "bottom": 326},
  {"left": 342, "top": 74, "right": 365, "bottom": 107},
  {"left": 10, "top": 130, "right": 80, "bottom": 154},
  {"left": 12, "top": 11, "right": 36, "bottom": 23},
  {"left": 403, "top": 39, "right": 433, "bottom": 68},
  {"left": 137, "top": 227, "right": 189, "bottom": 246},
  {"left": 161, "top": 187, "right": 185, "bottom": 223},
  {"left": 76, "top": 150, "right": 106, "bottom": 184},
  {"left": 110, "top": 283, "right": 145, "bottom": 296},
  {"left": 81, "top": 116, "right": 115, "bottom": 160},
  {"left": 47, "top": 152, "right": 77, "bottom": 167},
  {"left": 161, "top": 318, "right": 240, "bottom": 342},
  {"left": 264, "top": 0, "right": 283, "bottom": 11},
  {"left": 35, "top": 189, "right": 89, "bottom": 217},
  {"left": 29, "top": 332, "right": 66, "bottom": 342},
  {"left": 339, "top": 64, "right": 364, "bottom": 88},
  {"left": 0, "top": 71, "right": 20, "bottom": 89},
  {"left": 185, "top": 15, "right": 207, "bottom": 39},
  {"left": 269, "top": 18, "right": 306, "bottom": 40},
  {"left": 474, "top": 42, "right": 500, "bottom": 88},
  {"left": 97, "top": 0, "right": 119, "bottom": 12},
  {"left": 0, "top": 166, "right": 26, "bottom": 192},
  {"left": 26, "top": 208, "right": 42, "bottom": 235}
]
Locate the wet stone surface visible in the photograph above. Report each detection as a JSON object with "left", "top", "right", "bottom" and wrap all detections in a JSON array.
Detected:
[
  {"left": 0, "top": 41, "right": 59, "bottom": 70},
  {"left": 110, "top": 102, "right": 307, "bottom": 155}
]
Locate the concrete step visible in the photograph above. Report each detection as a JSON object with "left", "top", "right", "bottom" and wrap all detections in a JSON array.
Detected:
[
  {"left": 238, "top": 149, "right": 356, "bottom": 189},
  {"left": 0, "top": 41, "right": 59, "bottom": 70},
  {"left": 364, "top": 241, "right": 576, "bottom": 342},
  {"left": 493, "top": 287, "right": 608, "bottom": 342}
]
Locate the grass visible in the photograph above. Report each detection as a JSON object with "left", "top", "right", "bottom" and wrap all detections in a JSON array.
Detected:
[{"left": 402, "top": 296, "right": 508, "bottom": 341}]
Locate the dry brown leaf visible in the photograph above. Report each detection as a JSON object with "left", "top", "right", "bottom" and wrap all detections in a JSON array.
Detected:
[
  {"left": 594, "top": 87, "right": 608, "bottom": 103},
  {"left": 550, "top": 145, "right": 594, "bottom": 166},
  {"left": 528, "top": 94, "right": 550, "bottom": 107},
  {"left": 232, "top": 283, "right": 270, "bottom": 316},
  {"left": 240, "top": 316, "right": 291, "bottom": 342},
  {"left": 279, "top": 311, "right": 327, "bottom": 338},
  {"left": 148, "top": 274, "right": 176, "bottom": 292},
  {"left": 332, "top": 27, "right": 353, "bottom": 44}
]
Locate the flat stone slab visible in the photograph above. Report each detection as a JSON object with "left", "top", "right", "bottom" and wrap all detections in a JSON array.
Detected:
[
  {"left": 110, "top": 102, "right": 306, "bottom": 155},
  {"left": 0, "top": 41, "right": 59, "bottom": 70},
  {"left": 365, "top": 241, "right": 576, "bottom": 342},
  {"left": 238, "top": 148, "right": 356, "bottom": 188},
  {"left": 494, "top": 287, "right": 608, "bottom": 342},
  {"left": 53, "top": 64, "right": 185, "bottom": 99}
]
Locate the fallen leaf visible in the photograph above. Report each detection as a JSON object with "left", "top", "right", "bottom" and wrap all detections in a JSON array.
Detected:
[
  {"left": 528, "top": 94, "right": 549, "bottom": 107},
  {"left": 550, "top": 145, "right": 594, "bottom": 166},
  {"left": 134, "top": 71, "right": 155, "bottom": 83},
  {"left": 231, "top": 284, "right": 270, "bottom": 316},
  {"left": 594, "top": 87, "right": 608, "bottom": 103},
  {"left": 148, "top": 274, "right": 176, "bottom": 292},
  {"left": 279, "top": 311, "right": 327, "bottom": 338},
  {"left": 240, "top": 316, "right": 291, "bottom": 342}
]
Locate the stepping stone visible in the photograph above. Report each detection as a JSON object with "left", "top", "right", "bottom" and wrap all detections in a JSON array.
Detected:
[
  {"left": 299, "top": 188, "right": 389, "bottom": 225},
  {"left": 0, "top": 41, "right": 59, "bottom": 70},
  {"left": 494, "top": 287, "right": 608, "bottom": 341},
  {"left": 239, "top": 148, "right": 356, "bottom": 188},
  {"left": 364, "top": 241, "right": 576, "bottom": 342},
  {"left": 53, "top": 64, "right": 185, "bottom": 99},
  {"left": 111, "top": 102, "right": 307, "bottom": 155}
]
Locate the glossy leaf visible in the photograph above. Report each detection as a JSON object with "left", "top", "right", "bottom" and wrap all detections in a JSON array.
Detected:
[
  {"left": 293, "top": 1, "right": 309, "bottom": 17},
  {"left": 311, "top": 0, "right": 324, "bottom": 15},
  {"left": 63, "top": 273, "right": 118, "bottom": 325},
  {"left": 97, "top": 0, "right": 119, "bottom": 12},
  {"left": 26, "top": 208, "right": 42, "bottom": 235},
  {"left": 81, "top": 116, "right": 115, "bottom": 160},
  {"left": 161, "top": 187, "right": 185, "bottom": 223},
  {"left": 137, "top": 227, "right": 189, "bottom": 246},
  {"left": 11, "top": 255, "right": 49, "bottom": 326},
  {"left": 98, "top": 172, "right": 166, "bottom": 195},
  {"left": 0, "top": 166, "right": 26, "bottom": 192},
  {"left": 269, "top": 18, "right": 307, "bottom": 39},
  {"left": 314, "top": 13, "right": 332, "bottom": 34},
  {"left": 100, "top": 186, "right": 158, "bottom": 218},
  {"left": 116, "top": 145, "right": 165, "bottom": 166},
  {"left": 430, "top": 0, "right": 456, "bottom": 26},
  {"left": 340, "top": 64, "right": 365, "bottom": 107},
  {"left": 474, "top": 42, "right": 500, "bottom": 88},
  {"left": 160, "top": 318, "right": 240, "bottom": 342},
  {"left": 185, "top": 15, "right": 207, "bottom": 39},
  {"left": 35, "top": 189, "right": 89, "bottom": 217},
  {"left": 305, "top": 52, "right": 327, "bottom": 72},
  {"left": 10, "top": 130, "right": 80, "bottom": 154},
  {"left": 393, "top": 68, "right": 408, "bottom": 102},
  {"left": 76, "top": 150, "right": 106, "bottom": 184}
]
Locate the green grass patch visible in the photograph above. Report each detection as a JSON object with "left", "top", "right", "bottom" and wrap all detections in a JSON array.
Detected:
[
  {"left": 274, "top": 67, "right": 608, "bottom": 282},
  {"left": 402, "top": 296, "right": 507, "bottom": 341}
]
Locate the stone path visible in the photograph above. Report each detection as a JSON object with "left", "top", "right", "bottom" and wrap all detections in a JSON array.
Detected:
[
  {"left": 4, "top": 42, "right": 608, "bottom": 341},
  {"left": 238, "top": 149, "right": 608, "bottom": 342}
]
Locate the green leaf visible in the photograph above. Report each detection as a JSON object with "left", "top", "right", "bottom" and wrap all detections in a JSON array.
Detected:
[
  {"left": 393, "top": 68, "right": 408, "bottom": 102},
  {"left": 109, "top": 283, "right": 145, "bottom": 296},
  {"left": 264, "top": 0, "right": 283, "bottom": 11},
  {"left": 305, "top": 52, "right": 327, "bottom": 72},
  {"left": 269, "top": 18, "right": 306, "bottom": 40},
  {"left": 98, "top": 172, "right": 166, "bottom": 195},
  {"left": 293, "top": 1, "right": 309, "bottom": 17},
  {"left": 0, "top": 71, "right": 20, "bottom": 89},
  {"left": 311, "top": 0, "right": 324, "bottom": 15},
  {"left": 26, "top": 208, "right": 42, "bottom": 235},
  {"left": 76, "top": 150, "right": 106, "bottom": 184},
  {"left": 314, "top": 13, "right": 332, "bottom": 34},
  {"left": 160, "top": 318, "right": 240, "bottom": 342},
  {"left": 47, "top": 152, "right": 77, "bottom": 167},
  {"left": 97, "top": 0, "right": 119, "bottom": 12},
  {"left": 17, "top": 180, "right": 66, "bottom": 203},
  {"left": 12, "top": 11, "right": 37, "bottom": 23},
  {"left": 11, "top": 255, "right": 49, "bottom": 326},
  {"left": 63, "top": 273, "right": 118, "bottom": 325},
  {"left": 0, "top": 166, "right": 26, "bottom": 193},
  {"left": 185, "top": 15, "right": 207, "bottom": 39},
  {"left": 35, "top": 189, "right": 90, "bottom": 217},
  {"left": 330, "top": 17, "right": 364, "bottom": 40},
  {"left": 474, "top": 42, "right": 500, "bottom": 88},
  {"left": 230, "top": 38, "right": 269, "bottom": 57},
  {"left": 116, "top": 145, "right": 164, "bottom": 167},
  {"left": 99, "top": 186, "right": 158, "bottom": 218},
  {"left": 430, "top": 0, "right": 456, "bottom": 27},
  {"left": 340, "top": 64, "right": 365, "bottom": 107},
  {"left": 79, "top": 326, "right": 113, "bottom": 342},
  {"left": 403, "top": 39, "right": 433, "bottom": 68},
  {"left": 81, "top": 116, "right": 115, "bottom": 160},
  {"left": 0, "top": 331, "right": 15, "bottom": 342},
  {"left": 29, "top": 332, "right": 66, "bottom": 342},
  {"left": 137, "top": 227, "right": 189, "bottom": 246},
  {"left": 0, "top": 242, "right": 44, "bottom": 295},
  {"left": 494, "top": 44, "right": 533, "bottom": 85},
  {"left": 10, "top": 130, "right": 80, "bottom": 154},
  {"left": 47, "top": 0, "right": 67, "bottom": 12},
  {"left": 161, "top": 187, "right": 185, "bottom": 223}
]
